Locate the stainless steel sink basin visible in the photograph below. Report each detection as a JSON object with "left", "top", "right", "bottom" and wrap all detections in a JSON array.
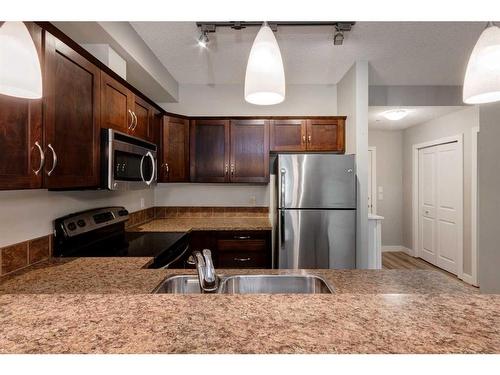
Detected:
[
  {"left": 219, "top": 275, "right": 333, "bottom": 294},
  {"left": 154, "top": 274, "right": 333, "bottom": 294},
  {"left": 153, "top": 275, "right": 201, "bottom": 294}
]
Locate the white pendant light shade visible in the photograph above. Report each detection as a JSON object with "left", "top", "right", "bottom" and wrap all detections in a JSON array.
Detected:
[
  {"left": 0, "top": 21, "right": 42, "bottom": 99},
  {"left": 245, "top": 23, "right": 285, "bottom": 105},
  {"left": 463, "top": 24, "right": 500, "bottom": 104}
]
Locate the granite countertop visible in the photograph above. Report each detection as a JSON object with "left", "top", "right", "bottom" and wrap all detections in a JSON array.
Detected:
[
  {"left": 130, "top": 218, "right": 272, "bottom": 232},
  {"left": 0, "top": 257, "right": 498, "bottom": 354}
]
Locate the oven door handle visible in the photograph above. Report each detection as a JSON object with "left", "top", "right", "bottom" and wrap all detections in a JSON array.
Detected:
[{"left": 140, "top": 151, "right": 156, "bottom": 186}]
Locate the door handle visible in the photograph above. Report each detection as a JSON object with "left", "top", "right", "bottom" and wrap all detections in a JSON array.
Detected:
[
  {"left": 280, "top": 168, "right": 286, "bottom": 207},
  {"left": 128, "top": 109, "right": 133, "bottom": 130},
  {"left": 234, "top": 235, "right": 251, "bottom": 240},
  {"left": 46, "top": 144, "right": 57, "bottom": 176},
  {"left": 32, "top": 141, "right": 45, "bottom": 176},
  {"left": 132, "top": 111, "right": 138, "bottom": 131},
  {"left": 280, "top": 210, "right": 285, "bottom": 244},
  {"left": 140, "top": 151, "right": 156, "bottom": 186}
]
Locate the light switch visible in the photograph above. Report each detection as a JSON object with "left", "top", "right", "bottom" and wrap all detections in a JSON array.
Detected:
[{"left": 378, "top": 186, "right": 383, "bottom": 193}]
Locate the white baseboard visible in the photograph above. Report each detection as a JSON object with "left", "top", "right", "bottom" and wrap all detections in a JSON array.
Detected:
[
  {"left": 382, "top": 246, "right": 414, "bottom": 256},
  {"left": 460, "top": 272, "right": 478, "bottom": 287}
]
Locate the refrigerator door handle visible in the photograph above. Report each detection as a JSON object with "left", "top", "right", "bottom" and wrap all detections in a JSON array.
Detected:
[
  {"left": 280, "top": 210, "right": 285, "bottom": 244},
  {"left": 280, "top": 168, "right": 286, "bottom": 208}
]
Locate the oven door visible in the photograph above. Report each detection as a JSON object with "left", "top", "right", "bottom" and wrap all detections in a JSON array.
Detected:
[{"left": 105, "top": 131, "right": 157, "bottom": 190}]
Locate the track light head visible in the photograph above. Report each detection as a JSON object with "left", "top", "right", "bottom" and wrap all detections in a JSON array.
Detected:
[
  {"left": 333, "top": 26, "right": 344, "bottom": 45},
  {"left": 197, "top": 31, "right": 209, "bottom": 48}
]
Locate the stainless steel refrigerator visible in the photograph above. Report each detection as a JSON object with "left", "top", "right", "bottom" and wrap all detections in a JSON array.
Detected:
[{"left": 276, "top": 154, "right": 356, "bottom": 269}]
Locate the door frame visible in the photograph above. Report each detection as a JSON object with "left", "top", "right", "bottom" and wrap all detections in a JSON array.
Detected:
[
  {"left": 411, "top": 134, "right": 464, "bottom": 279},
  {"left": 368, "top": 146, "right": 377, "bottom": 214},
  {"left": 464, "top": 126, "right": 479, "bottom": 286}
]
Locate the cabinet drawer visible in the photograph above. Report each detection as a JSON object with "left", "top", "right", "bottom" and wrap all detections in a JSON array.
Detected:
[
  {"left": 217, "top": 239, "right": 266, "bottom": 252},
  {"left": 218, "top": 251, "right": 268, "bottom": 268}
]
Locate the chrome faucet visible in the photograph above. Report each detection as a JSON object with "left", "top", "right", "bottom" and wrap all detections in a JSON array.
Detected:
[{"left": 193, "top": 249, "right": 218, "bottom": 293}]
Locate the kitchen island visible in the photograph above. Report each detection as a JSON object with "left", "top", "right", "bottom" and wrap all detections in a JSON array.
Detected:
[{"left": 0, "top": 257, "right": 498, "bottom": 354}]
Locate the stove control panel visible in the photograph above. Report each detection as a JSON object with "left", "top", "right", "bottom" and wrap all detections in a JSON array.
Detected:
[{"left": 55, "top": 207, "right": 129, "bottom": 238}]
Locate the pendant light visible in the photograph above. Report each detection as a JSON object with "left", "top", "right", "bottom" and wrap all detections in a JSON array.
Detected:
[
  {"left": 463, "top": 22, "right": 500, "bottom": 104},
  {"left": 245, "top": 22, "right": 285, "bottom": 105},
  {"left": 0, "top": 21, "right": 42, "bottom": 99}
]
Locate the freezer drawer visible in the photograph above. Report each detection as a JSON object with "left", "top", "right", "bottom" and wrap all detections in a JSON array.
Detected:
[
  {"left": 277, "top": 209, "right": 356, "bottom": 269},
  {"left": 278, "top": 154, "right": 356, "bottom": 209}
]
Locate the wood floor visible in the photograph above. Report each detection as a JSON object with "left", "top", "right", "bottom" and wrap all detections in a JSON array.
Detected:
[{"left": 382, "top": 251, "right": 459, "bottom": 279}]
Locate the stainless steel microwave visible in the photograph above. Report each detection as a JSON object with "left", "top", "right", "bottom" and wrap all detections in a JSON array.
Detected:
[{"left": 101, "top": 129, "right": 157, "bottom": 191}]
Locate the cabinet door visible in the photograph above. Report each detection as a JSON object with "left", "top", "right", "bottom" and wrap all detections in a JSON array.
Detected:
[
  {"left": 44, "top": 34, "right": 101, "bottom": 189},
  {"left": 130, "top": 94, "right": 152, "bottom": 141},
  {"left": 230, "top": 119, "right": 270, "bottom": 183},
  {"left": 306, "top": 118, "right": 345, "bottom": 152},
  {"left": 270, "top": 119, "right": 306, "bottom": 151},
  {"left": 0, "top": 23, "right": 43, "bottom": 190},
  {"left": 190, "top": 119, "right": 230, "bottom": 182},
  {"left": 100, "top": 72, "right": 133, "bottom": 134},
  {"left": 160, "top": 116, "right": 189, "bottom": 182}
]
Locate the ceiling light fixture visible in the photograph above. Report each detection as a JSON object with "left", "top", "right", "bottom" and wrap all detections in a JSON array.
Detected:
[
  {"left": 381, "top": 109, "right": 410, "bottom": 121},
  {"left": 333, "top": 26, "right": 344, "bottom": 46},
  {"left": 463, "top": 22, "right": 500, "bottom": 104},
  {"left": 197, "top": 31, "right": 209, "bottom": 48},
  {"left": 0, "top": 21, "right": 42, "bottom": 99},
  {"left": 244, "top": 22, "right": 285, "bottom": 106}
]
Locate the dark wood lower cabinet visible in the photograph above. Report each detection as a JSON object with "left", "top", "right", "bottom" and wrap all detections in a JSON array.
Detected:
[
  {"left": 0, "top": 23, "right": 43, "bottom": 190},
  {"left": 171, "top": 230, "right": 272, "bottom": 269},
  {"left": 44, "top": 33, "right": 101, "bottom": 189}
]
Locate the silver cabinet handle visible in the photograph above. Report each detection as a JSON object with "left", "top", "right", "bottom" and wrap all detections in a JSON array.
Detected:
[
  {"left": 128, "top": 109, "right": 133, "bottom": 130},
  {"left": 132, "top": 111, "right": 138, "bottom": 131},
  {"left": 308, "top": 135, "right": 312, "bottom": 143},
  {"left": 46, "top": 144, "right": 57, "bottom": 176},
  {"left": 234, "top": 235, "right": 251, "bottom": 240},
  {"left": 280, "top": 168, "right": 286, "bottom": 208},
  {"left": 302, "top": 134, "right": 306, "bottom": 143},
  {"left": 230, "top": 163, "right": 235, "bottom": 176},
  {"left": 225, "top": 164, "right": 229, "bottom": 175},
  {"left": 234, "top": 257, "right": 251, "bottom": 262},
  {"left": 32, "top": 141, "right": 45, "bottom": 176},
  {"left": 140, "top": 151, "right": 156, "bottom": 186}
]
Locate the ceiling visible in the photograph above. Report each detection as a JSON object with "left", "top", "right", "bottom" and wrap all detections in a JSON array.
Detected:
[
  {"left": 369, "top": 106, "right": 467, "bottom": 130},
  {"left": 131, "top": 21, "right": 485, "bottom": 86}
]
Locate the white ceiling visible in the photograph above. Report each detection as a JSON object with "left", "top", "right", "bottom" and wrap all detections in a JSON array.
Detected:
[
  {"left": 369, "top": 106, "right": 467, "bottom": 130},
  {"left": 130, "top": 21, "right": 485, "bottom": 86}
]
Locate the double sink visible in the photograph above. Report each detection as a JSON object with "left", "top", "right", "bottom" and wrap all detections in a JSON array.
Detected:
[{"left": 154, "top": 274, "right": 334, "bottom": 294}]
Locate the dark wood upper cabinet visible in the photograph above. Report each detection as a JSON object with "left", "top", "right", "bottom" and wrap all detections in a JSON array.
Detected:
[
  {"left": 230, "top": 119, "right": 269, "bottom": 183},
  {"left": 159, "top": 115, "right": 189, "bottom": 182},
  {"left": 0, "top": 23, "right": 43, "bottom": 190},
  {"left": 190, "top": 119, "right": 230, "bottom": 182},
  {"left": 100, "top": 72, "right": 132, "bottom": 134},
  {"left": 306, "top": 118, "right": 345, "bottom": 152},
  {"left": 130, "top": 95, "right": 153, "bottom": 141},
  {"left": 270, "top": 117, "right": 345, "bottom": 152},
  {"left": 270, "top": 119, "right": 306, "bottom": 152},
  {"left": 44, "top": 33, "right": 101, "bottom": 189}
]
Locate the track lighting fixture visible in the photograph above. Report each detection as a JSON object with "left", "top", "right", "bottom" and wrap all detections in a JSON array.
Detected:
[
  {"left": 334, "top": 27, "right": 344, "bottom": 46},
  {"left": 197, "top": 31, "right": 209, "bottom": 48}
]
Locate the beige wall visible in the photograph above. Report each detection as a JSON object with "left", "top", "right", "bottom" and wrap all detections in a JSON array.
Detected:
[
  {"left": 0, "top": 189, "right": 154, "bottom": 248},
  {"left": 478, "top": 102, "right": 500, "bottom": 293},
  {"left": 368, "top": 129, "right": 403, "bottom": 246},
  {"left": 402, "top": 106, "right": 479, "bottom": 276},
  {"left": 161, "top": 83, "right": 337, "bottom": 116}
]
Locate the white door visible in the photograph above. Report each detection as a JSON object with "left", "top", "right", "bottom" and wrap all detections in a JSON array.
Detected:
[{"left": 418, "top": 142, "right": 461, "bottom": 275}]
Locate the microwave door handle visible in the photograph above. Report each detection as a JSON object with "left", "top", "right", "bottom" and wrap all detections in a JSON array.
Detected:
[{"left": 140, "top": 151, "right": 155, "bottom": 186}]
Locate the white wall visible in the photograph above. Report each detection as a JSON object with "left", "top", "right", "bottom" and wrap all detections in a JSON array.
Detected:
[
  {"left": 368, "top": 129, "right": 403, "bottom": 247},
  {"left": 0, "top": 189, "right": 154, "bottom": 248},
  {"left": 338, "top": 62, "right": 369, "bottom": 268},
  {"left": 478, "top": 102, "right": 500, "bottom": 293},
  {"left": 155, "top": 183, "right": 270, "bottom": 207},
  {"left": 402, "top": 106, "right": 479, "bottom": 276},
  {"left": 161, "top": 84, "right": 337, "bottom": 116}
]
